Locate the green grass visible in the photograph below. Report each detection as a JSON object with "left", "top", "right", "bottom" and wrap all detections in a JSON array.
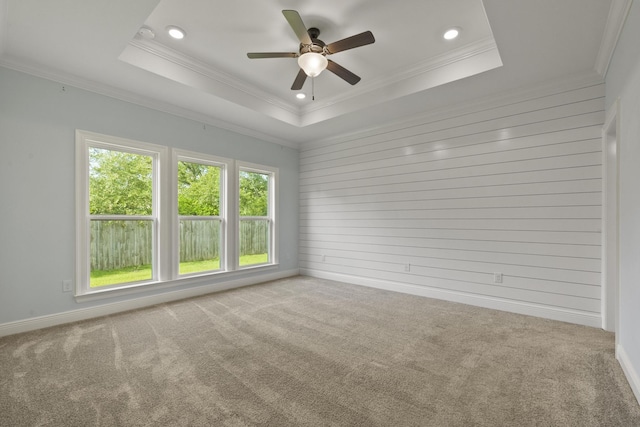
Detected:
[
  {"left": 90, "top": 265, "right": 152, "bottom": 288},
  {"left": 238, "top": 253, "right": 268, "bottom": 266},
  {"left": 179, "top": 259, "right": 220, "bottom": 275},
  {"left": 90, "top": 253, "right": 269, "bottom": 288}
]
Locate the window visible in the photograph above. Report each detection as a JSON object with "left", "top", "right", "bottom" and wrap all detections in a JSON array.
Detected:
[
  {"left": 76, "top": 131, "right": 278, "bottom": 297},
  {"left": 174, "top": 151, "right": 228, "bottom": 276},
  {"left": 238, "top": 163, "right": 277, "bottom": 268},
  {"left": 76, "top": 131, "right": 166, "bottom": 291}
]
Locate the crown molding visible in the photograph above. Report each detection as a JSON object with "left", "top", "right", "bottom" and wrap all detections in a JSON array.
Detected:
[
  {"left": 120, "top": 39, "right": 303, "bottom": 127},
  {"left": 298, "top": 37, "right": 502, "bottom": 127},
  {"left": 307, "top": 70, "right": 604, "bottom": 148},
  {"left": 595, "top": 0, "right": 633, "bottom": 77},
  {"left": 0, "top": 59, "right": 299, "bottom": 149},
  {"left": 122, "top": 35, "right": 502, "bottom": 130},
  {"left": 302, "top": 37, "right": 500, "bottom": 115},
  {"left": 127, "top": 38, "right": 299, "bottom": 116}
]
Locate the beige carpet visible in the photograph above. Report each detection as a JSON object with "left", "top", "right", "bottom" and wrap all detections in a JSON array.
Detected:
[{"left": 1, "top": 276, "right": 639, "bottom": 426}]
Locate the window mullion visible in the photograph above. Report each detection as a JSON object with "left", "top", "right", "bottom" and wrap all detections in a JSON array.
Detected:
[
  {"left": 157, "top": 146, "right": 170, "bottom": 282},
  {"left": 227, "top": 160, "right": 238, "bottom": 271}
]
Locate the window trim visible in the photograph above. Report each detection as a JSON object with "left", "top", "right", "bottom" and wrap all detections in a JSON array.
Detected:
[
  {"left": 75, "top": 130, "right": 168, "bottom": 296},
  {"left": 237, "top": 161, "right": 279, "bottom": 269},
  {"left": 172, "top": 149, "right": 233, "bottom": 278},
  {"left": 75, "top": 130, "right": 279, "bottom": 299}
]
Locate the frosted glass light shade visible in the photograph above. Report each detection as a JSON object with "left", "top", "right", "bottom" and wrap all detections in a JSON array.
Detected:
[{"left": 298, "top": 52, "right": 328, "bottom": 77}]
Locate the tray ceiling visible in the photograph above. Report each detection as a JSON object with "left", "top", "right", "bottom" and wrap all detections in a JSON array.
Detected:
[
  {"left": 0, "top": 0, "right": 619, "bottom": 146},
  {"left": 119, "top": 0, "right": 502, "bottom": 127}
]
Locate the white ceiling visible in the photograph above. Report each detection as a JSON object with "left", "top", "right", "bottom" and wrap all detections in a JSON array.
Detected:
[{"left": 0, "top": 0, "right": 622, "bottom": 147}]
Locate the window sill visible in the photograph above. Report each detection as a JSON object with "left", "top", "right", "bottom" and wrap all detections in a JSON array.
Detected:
[{"left": 75, "top": 263, "right": 279, "bottom": 303}]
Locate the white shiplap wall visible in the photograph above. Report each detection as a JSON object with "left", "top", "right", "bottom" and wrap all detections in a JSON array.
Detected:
[{"left": 299, "top": 80, "right": 605, "bottom": 327}]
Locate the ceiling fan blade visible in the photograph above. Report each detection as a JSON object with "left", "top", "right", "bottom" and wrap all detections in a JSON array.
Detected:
[
  {"left": 326, "top": 60, "right": 361, "bottom": 85},
  {"left": 247, "top": 52, "right": 297, "bottom": 59},
  {"left": 282, "top": 10, "right": 312, "bottom": 45},
  {"left": 291, "top": 69, "right": 307, "bottom": 90},
  {"left": 326, "top": 31, "right": 375, "bottom": 54}
]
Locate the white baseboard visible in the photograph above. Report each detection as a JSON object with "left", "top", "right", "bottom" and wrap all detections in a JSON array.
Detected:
[
  {"left": 617, "top": 344, "right": 640, "bottom": 405},
  {"left": 0, "top": 269, "right": 299, "bottom": 338},
  {"left": 301, "top": 269, "right": 602, "bottom": 328}
]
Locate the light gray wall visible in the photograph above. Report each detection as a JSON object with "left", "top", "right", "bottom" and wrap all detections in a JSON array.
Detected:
[
  {"left": 300, "top": 79, "right": 604, "bottom": 327},
  {"left": 605, "top": 0, "right": 640, "bottom": 403},
  {"left": 0, "top": 66, "right": 299, "bottom": 324}
]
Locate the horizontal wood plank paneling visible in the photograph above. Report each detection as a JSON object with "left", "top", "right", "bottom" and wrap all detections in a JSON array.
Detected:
[
  {"left": 300, "top": 139, "right": 602, "bottom": 181},
  {"left": 299, "top": 82, "right": 605, "bottom": 323},
  {"left": 301, "top": 85, "right": 605, "bottom": 159},
  {"left": 301, "top": 192, "right": 603, "bottom": 210},
  {"left": 299, "top": 260, "right": 601, "bottom": 313},
  {"left": 299, "top": 241, "right": 600, "bottom": 272},
  {"left": 300, "top": 233, "right": 601, "bottom": 258},
  {"left": 303, "top": 206, "right": 601, "bottom": 220},
  {"left": 301, "top": 227, "right": 601, "bottom": 245},
  {"left": 301, "top": 161, "right": 602, "bottom": 194}
]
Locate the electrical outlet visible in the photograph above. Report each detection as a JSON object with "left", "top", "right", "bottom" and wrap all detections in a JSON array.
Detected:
[
  {"left": 404, "top": 264, "right": 411, "bottom": 272},
  {"left": 321, "top": 255, "right": 326, "bottom": 262},
  {"left": 62, "top": 279, "right": 73, "bottom": 292},
  {"left": 493, "top": 273, "right": 503, "bottom": 284}
]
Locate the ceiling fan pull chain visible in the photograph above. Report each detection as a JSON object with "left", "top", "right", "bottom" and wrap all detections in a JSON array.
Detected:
[{"left": 312, "top": 76, "right": 315, "bottom": 101}]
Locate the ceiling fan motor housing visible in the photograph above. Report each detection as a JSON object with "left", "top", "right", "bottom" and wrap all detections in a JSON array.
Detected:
[{"left": 300, "top": 28, "right": 326, "bottom": 55}]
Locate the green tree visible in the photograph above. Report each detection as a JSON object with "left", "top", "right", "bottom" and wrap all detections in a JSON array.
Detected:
[
  {"left": 88, "top": 151, "right": 265, "bottom": 217},
  {"left": 239, "top": 171, "right": 268, "bottom": 216},
  {"left": 89, "top": 148, "right": 153, "bottom": 215},
  {"left": 177, "top": 161, "right": 220, "bottom": 216}
]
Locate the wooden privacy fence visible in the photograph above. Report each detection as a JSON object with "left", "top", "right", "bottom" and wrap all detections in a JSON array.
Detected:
[
  {"left": 90, "top": 220, "right": 152, "bottom": 271},
  {"left": 239, "top": 219, "right": 269, "bottom": 257},
  {"left": 90, "top": 219, "right": 268, "bottom": 271},
  {"left": 180, "top": 220, "right": 220, "bottom": 265}
]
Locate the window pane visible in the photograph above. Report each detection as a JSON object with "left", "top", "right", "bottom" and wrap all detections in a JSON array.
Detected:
[
  {"left": 89, "top": 148, "right": 153, "bottom": 215},
  {"left": 239, "top": 219, "right": 269, "bottom": 266},
  {"left": 178, "top": 161, "right": 220, "bottom": 216},
  {"left": 179, "top": 219, "right": 221, "bottom": 274},
  {"left": 239, "top": 171, "right": 268, "bottom": 216},
  {"left": 90, "top": 220, "right": 153, "bottom": 287}
]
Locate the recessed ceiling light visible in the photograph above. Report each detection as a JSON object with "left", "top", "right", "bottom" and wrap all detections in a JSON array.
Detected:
[
  {"left": 443, "top": 27, "right": 460, "bottom": 40},
  {"left": 296, "top": 93, "right": 306, "bottom": 100},
  {"left": 166, "top": 25, "right": 186, "bottom": 40}
]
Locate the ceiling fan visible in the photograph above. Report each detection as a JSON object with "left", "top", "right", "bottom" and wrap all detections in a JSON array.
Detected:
[{"left": 247, "top": 10, "right": 375, "bottom": 91}]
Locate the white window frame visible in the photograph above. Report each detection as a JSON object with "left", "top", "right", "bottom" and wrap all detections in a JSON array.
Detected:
[
  {"left": 75, "top": 130, "right": 169, "bottom": 296},
  {"left": 172, "top": 149, "right": 232, "bottom": 277},
  {"left": 75, "top": 131, "right": 279, "bottom": 300},
  {"left": 236, "top": 161, "right": 279, "bottom": 269}
]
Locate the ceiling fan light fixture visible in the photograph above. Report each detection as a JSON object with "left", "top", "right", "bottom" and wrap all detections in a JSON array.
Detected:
[
  {"left": 296, "top": 93, "right": 306, "bottom": 99},
  {"left": 247, "top": 10, "right": 374, "bottom": 89},
  {"left": 298, "top": 52, "right": 328, "bottom": 77}
]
